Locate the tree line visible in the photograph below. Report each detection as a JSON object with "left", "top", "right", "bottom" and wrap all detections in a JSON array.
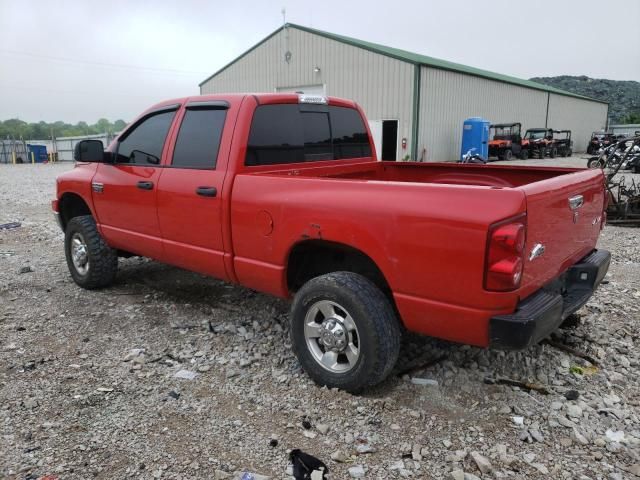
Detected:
[
  {"left": 530, "top": 76, "right": 640, "bottom": 124},
  {"left": 0, "top": 118, "right": 128, "bottom": 140}
]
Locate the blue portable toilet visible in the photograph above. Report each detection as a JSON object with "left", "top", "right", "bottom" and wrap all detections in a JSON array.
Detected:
[
  {"left": 460, "top": 117, "right": 490, "bottom": 161},
  {"left": 27, "top": 144, "right": 48, "bottom": 163}
]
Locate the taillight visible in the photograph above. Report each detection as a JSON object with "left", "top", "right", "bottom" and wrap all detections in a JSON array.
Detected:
[{"left": 484, "top": 216, "right": 526, "bottom": 292}]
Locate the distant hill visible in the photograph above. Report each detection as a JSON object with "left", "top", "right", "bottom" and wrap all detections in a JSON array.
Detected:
[{"left": 530, "top": 75, "right": 640, "bottom": 123}]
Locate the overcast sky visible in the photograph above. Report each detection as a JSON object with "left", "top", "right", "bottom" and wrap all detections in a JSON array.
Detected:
[{"left": 1, "top": 0, "right": 638, "bottom": 123}]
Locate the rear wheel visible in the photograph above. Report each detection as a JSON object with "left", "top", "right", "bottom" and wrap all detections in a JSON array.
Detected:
[
  {"left": 290, "top": 272, "right": 401, "bottom": 392},
  {"left": 64, "top": 215, "right": 118, "bottom": 289},
  {"left": 519, "top": 149, "right": 529, "bottom": 160}
]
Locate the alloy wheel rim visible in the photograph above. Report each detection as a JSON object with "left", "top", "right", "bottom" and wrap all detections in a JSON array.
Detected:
[
  {"left": 70, "top": 233, "right": 90, "bottom": 275},
  {"left": 304, "top": 300, "right": 360, "bottom": 373}
]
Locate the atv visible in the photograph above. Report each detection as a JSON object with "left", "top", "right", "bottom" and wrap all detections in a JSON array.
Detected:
[
  {"left": 523, "top": 128, "right": 555, "bottom": 159},
  {"left": 488, "top": 123, "right": 528, "bottom": 160},
  {"left": 553, "top": 130, "right": 573, "bottom": 157}
]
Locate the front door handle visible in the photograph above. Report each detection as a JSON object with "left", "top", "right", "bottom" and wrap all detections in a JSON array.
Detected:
[
  {"left": 137, "top": 181, "right": 154, "bottom": 190},
  {"left": 196, "top": 186, "right": 217, "bottom": 197}
]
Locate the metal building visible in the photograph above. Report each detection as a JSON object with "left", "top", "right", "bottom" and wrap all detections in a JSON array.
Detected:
[{"left": 200, "top": 23, "right": 608, "bottom": 161}]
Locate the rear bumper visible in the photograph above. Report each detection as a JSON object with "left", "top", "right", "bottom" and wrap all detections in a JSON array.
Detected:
[{"left": 489, "top": 249, "right": 610, "bottom": 350}]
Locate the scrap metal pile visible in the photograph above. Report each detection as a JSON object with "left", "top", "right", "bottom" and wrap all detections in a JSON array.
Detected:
[{"left": 589, "top": 135, "right": 640, "bottom": 226}]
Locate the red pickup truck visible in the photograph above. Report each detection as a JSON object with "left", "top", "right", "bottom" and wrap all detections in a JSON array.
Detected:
[{"left": 53, "top": 93, "right": 610, "bottom": 392}]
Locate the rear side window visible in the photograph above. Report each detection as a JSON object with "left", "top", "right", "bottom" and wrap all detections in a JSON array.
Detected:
[
  {"left": 246, "top": 104, "right": 371, "bottom": 166},
  {"left": 116, "top": 110, "right": 176, "bottom": 165},
  {"left": 172, "top": 108, "right": 227, "bottom": 169}
]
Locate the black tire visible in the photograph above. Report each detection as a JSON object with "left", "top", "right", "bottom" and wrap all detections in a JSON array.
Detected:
[
  {"left": 538, "top": 147, "right": 546, "bottom": 159},
  {"left": 519, "top": 149, "right": 529, "bottom": 160},
  {"left": 550, "top": 147, "right": 557, "bottom": 158},
  {"left": 290, "top": 272, "right": 401, "bottom": 392},
  {"left": 587, "top": 157, "right": 604, "bottom": 169},
  {"left": 566, "top": 148, "right": 572, "bottom": 157},
  {"left": 64, "top": 215, "right": 117, "bottom": 289},
  {"left": 503, "top": 149, "right": 513, "bottom": 161}
]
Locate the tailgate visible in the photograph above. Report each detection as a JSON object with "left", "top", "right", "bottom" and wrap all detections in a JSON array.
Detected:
[{"left": 518, "top": 168, "right": 605, "bottom": 298}]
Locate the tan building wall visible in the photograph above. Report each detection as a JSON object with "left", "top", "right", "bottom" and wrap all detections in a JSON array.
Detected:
[
  {"left": 418, "top": 67, "right": 548, "bottom": 161},
  {"left": 201, "top": 27, "right": 608, "bottom": 161},
  {"left": 200, "top": 27, "right": 415, "bottom": 160},
  {"left": 547, "top": 93, "right": 608, "bottom": 153}
]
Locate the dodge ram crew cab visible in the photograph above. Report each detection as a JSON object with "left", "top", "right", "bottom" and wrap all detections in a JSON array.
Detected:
[{"left": 53, "top": 93, "right": 610, "bottom": 392}]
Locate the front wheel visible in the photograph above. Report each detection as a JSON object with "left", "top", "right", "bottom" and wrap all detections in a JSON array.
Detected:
[
  {"left": 64, "top": 215, "right": 118, "bottom": 289},
  {"left": 503, "top": 149, "right": 513, "bottom": 161},
  {"left": 290, "top": 272, "right": 401, "bottom": 392},
  {"left": 587, "top": 157, "right": 604, "bottom": 169},
  {"left": 519, "top": 149, "right": 529, "bottom": 160}
]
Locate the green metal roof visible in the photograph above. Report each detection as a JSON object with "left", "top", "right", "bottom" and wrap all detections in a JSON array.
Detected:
[{"left": 200, "top": 24, "right": 606, "bottom": 105}]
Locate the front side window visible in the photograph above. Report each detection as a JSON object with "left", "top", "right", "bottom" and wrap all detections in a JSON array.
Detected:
[
  {"left": 172, "top": 108, "right": 227, "bottom": 169},
  {"left": 116, "top": 110, "right": 176, "bottom": 165},
  {"left": 246, "top": 104, "right": 371, "bottom": 166}
]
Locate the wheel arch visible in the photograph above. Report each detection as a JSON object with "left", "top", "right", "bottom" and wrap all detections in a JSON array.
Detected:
[
  {"left": 285, "top": 239, "right": 394, "bottom": 301},
  {"left": 58, "top": 192, "right": 93, "bottom": 232}
]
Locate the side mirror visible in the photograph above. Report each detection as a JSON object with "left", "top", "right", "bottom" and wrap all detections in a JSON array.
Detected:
[{"left": 74, "top": 140, "right": 105, "bottom": 162}]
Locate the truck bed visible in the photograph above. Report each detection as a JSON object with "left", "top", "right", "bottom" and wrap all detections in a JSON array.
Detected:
[
  {"left": 259, "top": 161, "right": 580, "bottom": 188},
  {"left": 233, "top": 160, "right": 605, "bottom": 346}
]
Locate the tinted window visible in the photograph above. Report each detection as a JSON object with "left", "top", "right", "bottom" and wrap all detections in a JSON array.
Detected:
[
  {"left": 330, "top": 106, "right": 372, "bottom": 159},
  {"left": 172, "top": 108, "right": 226, "bottom": 169},
  {"left": 116, "top": 110, "right": 175, "bottom": 165},
  {"left": 246, "top": 104, "right": 371, "bottom": 166},
  {"left": 246, "top": 105, "right": 303, "bottom": 166},
  {"left": 302, "top": 112, "right": 332, "bottom": 161}
]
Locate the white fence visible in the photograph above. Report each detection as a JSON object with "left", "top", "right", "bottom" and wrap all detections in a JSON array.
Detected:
[
  {"left": 0, "top": 140, "right": 29, "bottom": 164},
  {"left": 610, "top": 124, "right": 640, "bottom": 137},
  {"left": 28, "top": 132, "right": 120, "bottom": 162}
]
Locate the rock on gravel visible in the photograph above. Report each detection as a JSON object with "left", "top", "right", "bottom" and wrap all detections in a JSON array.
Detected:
[{"left": 348, "top": 465, "right": 366, "bottom": 478}]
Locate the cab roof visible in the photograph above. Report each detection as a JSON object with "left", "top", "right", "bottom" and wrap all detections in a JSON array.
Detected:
[{"left": 144, "top": 93, "right": 358, "bottom": 113}]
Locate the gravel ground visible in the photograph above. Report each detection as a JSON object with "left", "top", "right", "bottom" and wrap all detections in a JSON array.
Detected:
[{"left": 1, "top": 160, "right": 639, "bottom": 480}]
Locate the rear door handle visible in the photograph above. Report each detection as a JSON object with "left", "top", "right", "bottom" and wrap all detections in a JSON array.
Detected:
[
  {"left": 137, "top": 181, "right": 154, "bottom": 190},
  {"left": 196, "top": 186, "right": 217, "bottom": 197}
]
